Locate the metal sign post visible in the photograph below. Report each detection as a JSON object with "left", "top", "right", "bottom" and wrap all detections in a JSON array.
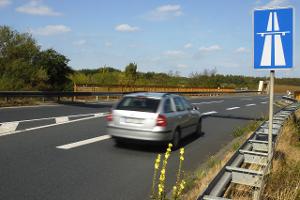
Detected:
[
  {"left": 268, "top": 70, "right": 275, "bottom": 161},
  {"left": 253, "top": 7, "right": 294, "bottom": 161}
]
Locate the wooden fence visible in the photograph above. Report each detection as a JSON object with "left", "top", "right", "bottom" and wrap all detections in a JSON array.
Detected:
[{"left": 74, "top": 84, "right": 235, "bottom": 93}]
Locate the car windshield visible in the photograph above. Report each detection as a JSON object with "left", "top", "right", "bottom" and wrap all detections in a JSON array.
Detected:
[{"left": 116, "top": 96, "right": 160, "bottom": 113}]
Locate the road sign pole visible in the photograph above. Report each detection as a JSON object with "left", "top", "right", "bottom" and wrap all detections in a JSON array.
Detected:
[{"left": 268, "top": 70, "right": 275, "bottom": 161}]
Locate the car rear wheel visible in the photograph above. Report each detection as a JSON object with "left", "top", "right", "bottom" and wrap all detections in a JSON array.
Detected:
[
  {"left": 195, "top": 119, "right": 202, "bottom": 136},
  {"left": 113, "top": 138, "right": 124, "bottom": 146},
  {"left": 172, "top": 128, "right": 181, "bottom": 150}
]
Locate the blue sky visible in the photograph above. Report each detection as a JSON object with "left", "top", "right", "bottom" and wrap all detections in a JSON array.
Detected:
[{"left": 0, "top": 0, "right": 299, "bottom": 77}]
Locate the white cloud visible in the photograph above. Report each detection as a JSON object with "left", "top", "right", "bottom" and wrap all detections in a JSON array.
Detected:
[
  {"left": 31, "top": 25, "right": 71, "bottom": 36},
  {"left": 129, "top": 44, "right": 138, "bottom": 48},
  {"left": 235, "top": 47, "right": 249, "bottom": 53},
  {"left": 199, "top": 45, "right": 222, "bottom": 52},
  {"left": 184, "top": 43, "right": 192, "bottom": 49},
  {"left": 73, "top": 39, "right": 86, "bottom": 46},
  {"left": 163, "top": 50, "right": 185, "bottom": 57},
  {"left": 177, "top": 64, "right": 188, "bottom": 69},
  {"left": 104, "top": 42, "right": 112, "bottom": 47},
  {"left": 146, "top": 4, "right": 183, "bottom": 21},
  {"left": 260, "top": 0, "right": 289, "bottom": 8},
  {"left": 115, "top": 24, "right": 140, "bottom": 32},
  {"left": 16, "top": 0, "right": 61, "bottom": 16},
  {"left": 0, "top": 0, "right": 11, "bottom": 8}
]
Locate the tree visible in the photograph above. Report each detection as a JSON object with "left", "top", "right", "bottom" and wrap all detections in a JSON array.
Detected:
[
  {"left": 124, "top": 62, "right": 138, "bottom": 87},
  {"left": 0, "top": 26, "right": 46, "bottom": 90},
  {"left": 36, "top": 49, "right": 72, "bottom": 90}
]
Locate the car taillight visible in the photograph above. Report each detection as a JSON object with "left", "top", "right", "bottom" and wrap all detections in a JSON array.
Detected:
[
  {"left": 156, "top": 114, "right": 167, "bottom": 127},
  {"left": 106, "top": 113, "right": 113, "bottom": 121}
]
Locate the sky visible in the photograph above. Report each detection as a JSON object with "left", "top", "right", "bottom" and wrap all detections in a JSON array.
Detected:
[{"left": 0, "top": 0, "right": 299, "bottom": 78}]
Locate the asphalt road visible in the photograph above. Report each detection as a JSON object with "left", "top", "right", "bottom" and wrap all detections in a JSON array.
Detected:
[{"left": 0, "top": 94, "right": 283, "bottom": 200}]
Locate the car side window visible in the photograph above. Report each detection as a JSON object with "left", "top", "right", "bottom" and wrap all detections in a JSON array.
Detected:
[
  {"left": 163, "top": 98, "right": 174, "bottom": 113},
  {"left": 181, "top": 97, "right": 193, "bottom": 110},
  {"left": 173, "top": 97, "right": 185, "bottom": 112}
]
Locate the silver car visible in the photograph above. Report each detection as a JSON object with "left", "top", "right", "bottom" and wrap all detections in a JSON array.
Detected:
[{"left": 107, "top": 92, "right": 202, "bottom": 148}]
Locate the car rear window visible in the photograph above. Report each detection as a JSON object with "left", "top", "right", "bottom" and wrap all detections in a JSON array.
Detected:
[{"left": 116, "top": 97, "right": 160, "bottom": 113}]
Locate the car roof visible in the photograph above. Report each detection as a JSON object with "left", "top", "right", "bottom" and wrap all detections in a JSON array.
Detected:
[{"left": 124, "top": 92, "right": 179, "bottom": 99}]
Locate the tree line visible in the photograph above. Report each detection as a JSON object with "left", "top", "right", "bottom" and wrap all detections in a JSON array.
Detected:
[{"left": 1, "top": 26, "right": 299, "bottom": 91}]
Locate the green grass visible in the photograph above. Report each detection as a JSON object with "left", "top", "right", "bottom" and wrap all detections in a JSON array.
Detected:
[{"left": 231, "top": 120, "right": 261, "bottom": 138}]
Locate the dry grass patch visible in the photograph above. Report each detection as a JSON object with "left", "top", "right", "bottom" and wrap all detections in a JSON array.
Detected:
[{"left": 260, "top": 110, "right": 300, "bottom": 200}]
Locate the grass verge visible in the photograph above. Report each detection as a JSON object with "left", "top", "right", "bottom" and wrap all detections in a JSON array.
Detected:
[{"left": 180, "top": 120, "right": 262, "bottom": 200}]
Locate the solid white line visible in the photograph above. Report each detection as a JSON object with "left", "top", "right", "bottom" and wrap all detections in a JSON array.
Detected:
[
  {"left": 261, "top": 101, "right": 268, "bottom": 104},
  {"left": 56, "top": 135, "right": 111, "bottom": 150},
  {"left": 226, "top": 107, "right": 240, "bottom": 111},
  {"left": 0, "top": 113, "right": 109, "bottom": 137},
  {"left": 245, "top": 103, "right": 256, "bottom": 107},
  {"left": 0, "top": 104, "right": 60, "bottom": 110},
  {"left": 193, "top": 100, "right": 224, "bottom": 105},
  {"left": 202, "top": 111, "right": 218, "bottom": 115}
]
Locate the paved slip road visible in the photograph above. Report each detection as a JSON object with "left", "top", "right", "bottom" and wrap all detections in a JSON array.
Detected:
[{"left": 0, "top": 94, "right": 282, "bottom": 200}]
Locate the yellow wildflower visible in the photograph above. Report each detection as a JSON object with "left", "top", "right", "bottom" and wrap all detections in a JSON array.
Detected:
[
  {"left": 165, "top": 153, "right": 170, "bottom": 159},
  {"left": 180, "top": 148, "right": 184, "bottom": 155}
]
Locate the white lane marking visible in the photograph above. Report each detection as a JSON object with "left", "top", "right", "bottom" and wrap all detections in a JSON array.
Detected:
[
  {"left": 0, "top": 113, "right": 109, "bottom": 137},
  {"left": 55, "top": 117, "right": 69, "bottom": 124},
  {"left": 241, "top": 98, "right": 253, "bottom": 101},
  {"left": 261, "top": 101, "right": 268, "bottom": 104},
  {"left": 245, "top": 103, "right": 256, "bottom": 107},
  {"left": 202, "top": 111, "right": 218, "bottom": 116},
  {"left": 0, "top": 122, "right": 19, "bottom": 134},
  {"left": 261, "top": 97, "right": 269, "bottom": 100},
  {"left": 226, "top": 107, "right": 240, "bottom": 111},
  {"left": 56, "top": 135, "right": 111, "bottom": 150},
  {"left": 0, "top": 104, "right": 60, "bottom": 110},
  {"left": 1, "top": 112, "right": 103, "bottom": 124},
  {"left": 193, "top": 100, "right": 224, "bottom": 105}
]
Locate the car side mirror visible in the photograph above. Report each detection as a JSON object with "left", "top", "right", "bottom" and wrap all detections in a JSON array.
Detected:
[{"left": 192, "top": 106, "right": 198, "bottom": 110}]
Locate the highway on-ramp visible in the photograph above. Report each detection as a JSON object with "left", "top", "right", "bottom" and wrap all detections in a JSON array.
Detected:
[{"left": 0, "top": 95, "right": 282, "bottom": 200}]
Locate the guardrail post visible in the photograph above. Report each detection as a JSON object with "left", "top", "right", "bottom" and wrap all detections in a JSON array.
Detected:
[
  {"left": 57, "top": 96, "right": 60, "bottom": 102},
  {"left": 5, "top": 97, "right": 8, "bottom": 103}
]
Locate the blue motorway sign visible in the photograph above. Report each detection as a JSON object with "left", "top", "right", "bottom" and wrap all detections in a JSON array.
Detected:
[{"left": 254, "top": 7, "right": 293, "bottom": 69}]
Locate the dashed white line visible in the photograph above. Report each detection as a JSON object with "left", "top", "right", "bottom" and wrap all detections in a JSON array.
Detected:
[
  {"left": 245, "top": 103, "right": 256, "bottom": 107},
  {"left": 55, "top": 117, "right": 69, "bottom": 124},
  {"left": 1, "top": 112, "right": 103, "bottom": 124},
  {"left": 202, "top": 111, "right": 218, "bottom": 116},
  {"left": 0, "top": 122, "right": 19, "bottom": 134},
  {"left": 193, "top": 100, "right": 224, "bottom": 105},
  {"left": 56, "top": 135, "right": 111, "bottom": 150},
  {"left": 241, "top": 98, "right": 253, "bottom": 101},
  {"left": 0, "top": 113, "right": 109, "bottom": 137},
  {"left": 261, "top": 101, "right": 268, "bottom": 104},
  {"left": 226, "top": 107, "right": 240, "bottom": 111}
]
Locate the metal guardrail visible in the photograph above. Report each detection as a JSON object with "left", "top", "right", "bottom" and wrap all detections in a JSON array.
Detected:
[
  {"left": 197, "top": 100, "right": 300, "bottom": 200},
  {"left": 0, "top": 90, "right": 260, "bottom": 98}
]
